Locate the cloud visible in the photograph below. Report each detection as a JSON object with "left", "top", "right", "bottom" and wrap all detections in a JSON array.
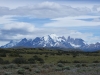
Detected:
[
  {"left": 0, "top": 1, "right": 100, "bottom": 46},
  {"left": 44, "top": 16, "right": 100, "bottom": 27},
  {"left": 0, "top": 22, "right": 35, "bottom": 39},
  {"left": 0, "top": 1, "right": 98, "bottom": 18},
  {"left": 92, "top": 17, "right": 100, "bottom": 22},
  {"left": 2, "top": 22, "right": 35, "bottom": 32},
  {"left": 37, "top": 28, "right": 100, "bottom": 44},
  {"left": 0, "top": 16, "right": 36, "bottom": 44},
  {"left": 0, "top": 25, "right": 100, "bottom": 46},
  {"left": 0, "top": 15, "right": 15, "bottom": 24},
  {"left": 93, "top": 5, "right": 100, "bottom": 11}
]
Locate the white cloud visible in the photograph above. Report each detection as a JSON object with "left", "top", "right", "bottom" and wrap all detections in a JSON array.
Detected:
[
  {"left": 0, "top": 15, "right": 36, "bottom": 45},
  {"left": 92, "top": 17, "right": 100, "bottom": 22},
  {"left": 0, "top": 41, "right": 9, "bottom": 46},
  {"left": 0, "top": 1, "right": 99, "bottom": 18},
  {"left": 0, "top": 15, "right": 14, "bottom": 25},
  {"left": 0, "top": 15, "right": 35, "bottom": 33},
  {"left": 0, "top": 26, "right": 100, "bottom": 46},
  {"left": 93, "top": 5, "right": 100, "bottom": 11},
  {"left": 3, "top": 22, "right": 35, "bottom": 32},
  {"left": 0, "top": 1, "right": 100, "bottom": 46},
  {"left": 64, "top": 31, "right": 100, "bottom": 44},
  {"left": 44, "top": 16, "right": 100, "bottom": 27}
]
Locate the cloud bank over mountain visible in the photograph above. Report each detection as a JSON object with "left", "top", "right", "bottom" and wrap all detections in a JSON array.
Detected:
[{"left": 0, "top": 0, "right": 100, "bottom": 46}]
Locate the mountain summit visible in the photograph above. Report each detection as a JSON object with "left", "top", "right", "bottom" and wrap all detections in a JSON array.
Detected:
[{"left": 1, "top": 34, "right": 100, "bottom": 51}]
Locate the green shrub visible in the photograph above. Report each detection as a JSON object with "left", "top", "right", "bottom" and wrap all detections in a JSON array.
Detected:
[
  {"left": 29, "top": 68, "right": 32, "bottom": 72},
  {"left": 7, "top": 64, "right": 17, "bottom": 69},
  {"left": 62, "top": 66, "right": 70, "bottom": 70},
  {"left": 17, "top": 64, "right": 21, "bottom": 67},
  {"left": 9, "top": 52, "right": 20, "bottom": 57},
  {"left": 39, "top": 59, "right": 44, "bottom": 64},
  {"left": 82, "top": 63, "right": 88, "bottom": 67},
  {"left": 93, "top": 60, "right": 99, "bottom": 63},
  {"left": 17, "top": 68, "right": 25, "bottom": 74},
  {"left": 4, "top": 72, "right": 11, "bottom": 75},
  {"left": 73, "top": 60, "right": 80, "bottom": 63},
  {"left": 57, "top": 60, "right": 70, "bottom": 63},
  {"left": 28, "top": 58, "right": 35, "bottom": 64},
  {"left": 32, "top": 64, "right": 38, "bottom": 68},
  {"left": 45, "top": 55, "right": 48, "bottom": 57},
  {"left": 42, "top": 64, "right": 50, "bottom": 68},
  {"left": 0, "top": 58, "right": 3, "bottom": 64},
  {"left": 57, "top": 63, "right": 64, "bottom": 67},
  {"left": 34, "top": 69, "right": 41, "bottom": 73},
  {"left": 2, "top": 65, "right": 8, "bottom": 69},
  {"left": 0, "top": 53, "right": 6, "bottom": 57},
  {"left": 75, "top": 64, "right": 81, "bottom": 67},
  {"left": 49, "top": 64, "right": 54, "bottom": 67},
  {"left": 13, "top": 57, "right": 27, "bottom": 64},
  {"left": 22, "top": 65, "right": 29, "bottom": 69},
  {"left": 55, "top": 67, "right": 62, "bottom": 71},
  {"left": 3, "top": 60, "right": 10, "bottom": 64},
  {"left": 33, "top": 55, "right": 39, "bottom": 59}
]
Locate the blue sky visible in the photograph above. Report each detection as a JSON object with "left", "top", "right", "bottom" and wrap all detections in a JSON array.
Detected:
[{"left": 0, "top": 0, "right": 100, "bottom": 45}]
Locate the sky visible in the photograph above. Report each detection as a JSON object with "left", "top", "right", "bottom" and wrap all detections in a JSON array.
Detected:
[{"left": 0, "top": 0, "right": 100, "bottom": 46}]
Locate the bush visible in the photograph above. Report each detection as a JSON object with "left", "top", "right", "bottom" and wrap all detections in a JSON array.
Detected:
[
  {"left": 0, "top": 58, "right": 9, "bottom": 64},
  {"left": 42, "top": 64, "right": 50, "bottom": 68},
  {"left": 17, "top": 68, "right": 25, "bottom": 74},
  {"left": 45, "top": 55, "right": 48, "bottom": 57},
  {"left": 29, "top": 68, "right": 32, "bottom": 72},
  {"left": 0, "top": 53, "right": 6, "bottom": 57},
  {"left": 32, "top": 64, "right": 38, "bottom": 68},
  {"left": 82, "top": 63, "right": 88, "bottom": 67},
  {"left": 33, "top": 55, "right": 43, "bottom": 61},
  {"left": 2, "top": 65, "right": 8, "bottom": 69},
  {"left": 28, "top": 58, "right": 36, "bottom": 64},
  {"left": 33, "top": 55, "right": 38, "bottom": 59},
  {"left": 34, "top": 69, "right": 41, "bottom": 73},
  {"left": 36, "top": 58, "right": 44, "bottom": 61},
  {"left": 93, "top": 60, "right": 99, "bottom": 63},
  {"left": 75, "top": 64, "right": 81, "bottom": 67},
  {"left": 39, "top": 59, "right": 44, "bottom": 64},
  {"left": 55, "top": 67, "right": 62, "bottom": 71},
  {"left": 57, "top": 63, "right": 64, "bottom": 67},
  {"left": 62, "top": 66, "right": 70, "bottom": 70},
  {"left": 0, "top": 58, "right": 3, "bottom": 64},
  {"left": 7, "top": 64, "right": 17, "bottom": 69},
  {"left": 9, "top": 52, "right": 20, "bottom": 57},
  {"left": 4, "top": 72, "right": 12, "bottom": 75},
  {"left": 57, "top": 60, "right": 70, "bottom": 63},
  {"left": 73, "top": 60, "right": 80, "bottom": 63},
  {"left": 3, "top": 60, "right": 10, "bottom": 64},
  {"left": 13, "top": 57, "right": 27, "bottom": 64},
  {"left": 22, "top": 65, "right": 29, "bottom": 69}
]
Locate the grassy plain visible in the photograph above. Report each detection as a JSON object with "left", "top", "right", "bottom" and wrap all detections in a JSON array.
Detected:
[{"left": 0, "top": 48, "right": 100, "bottom": 75}]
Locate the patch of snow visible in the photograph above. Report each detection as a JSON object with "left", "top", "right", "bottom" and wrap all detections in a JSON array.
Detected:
[
  {"left": 83, "top": 41, "right": 87, "bottom": 45},
  {"left": 49, "top": 34, "right": 66, "bottom": 42},
  {"left": 50, "top": 44, "right": 53, "bottom": 46},
  {"left": 70, "top": 43, "right": 81, "bottom": 48},
  {"left": 2, "top": 40, "right": 20, "bottom": 48},
  {"left": 49, "top": 34, "right": 58, "bottom": 42},
  {"left": 43, "top": 35, "right": 49, "bottom": 41},
  {"left": 43, "top": 44, "right": 46, "bottom": 47}
]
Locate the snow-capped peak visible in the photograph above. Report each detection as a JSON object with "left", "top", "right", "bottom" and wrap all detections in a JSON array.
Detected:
[
  {"left": 49, "top": 34, "right": 58, "bottom": 39},
  {"left": 1, "top": 34, "right": 100, "bottom": 51},
  {"left": 43, "top": 35, "right": 51, "bottom": 41},
  {"left": 10, "top": 40, "right": 19, "bottom": 43},
  {"left": 1, "top": 40, "right": 20, "bottom": 48}
]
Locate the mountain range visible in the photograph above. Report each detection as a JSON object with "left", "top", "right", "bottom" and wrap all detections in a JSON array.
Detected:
[{"left": 1, "top": 34, "right": 100, "bottom": 51}]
